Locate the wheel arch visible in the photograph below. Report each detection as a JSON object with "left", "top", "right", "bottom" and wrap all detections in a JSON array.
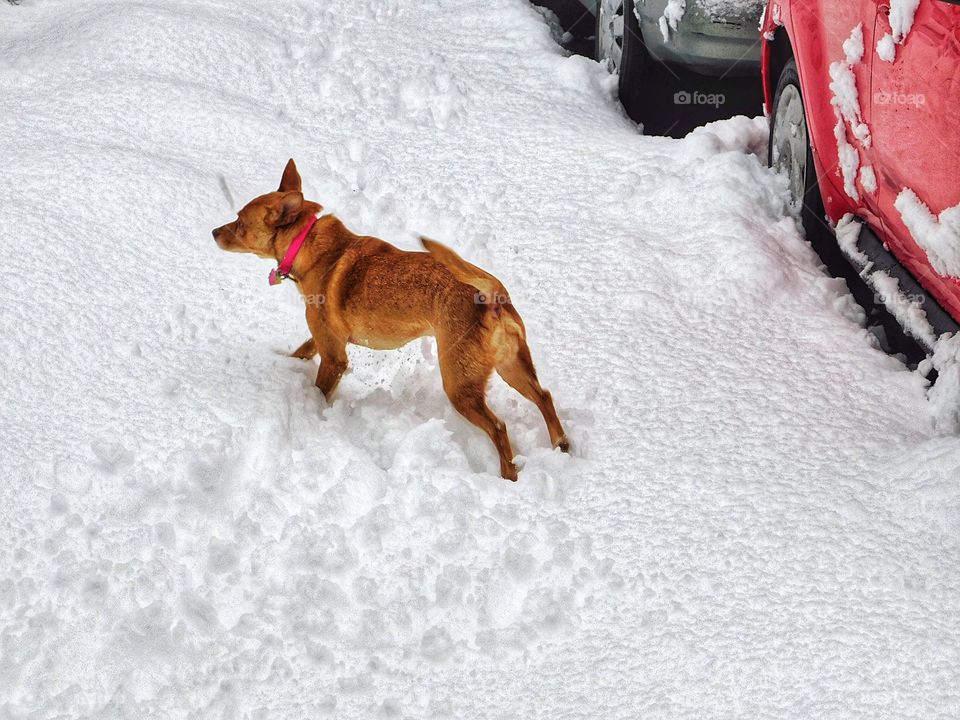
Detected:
[{"left": 762, "top": 27, "right": 794, "bottom": 116}]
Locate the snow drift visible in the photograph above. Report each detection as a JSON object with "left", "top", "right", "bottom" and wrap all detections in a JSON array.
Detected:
[{"left": 1, "top": 0, "right": 959, "bottom": 718}]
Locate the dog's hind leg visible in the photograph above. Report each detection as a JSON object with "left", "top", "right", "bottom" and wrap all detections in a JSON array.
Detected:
[
  {"left": 496, "top": 337, "right": 569, "bottom": 453},
  {"left": 291, "top": 338, "right": 317, "bottom": 360},
  {"left": 437, "top": 330, "right": 517, "bottom": 480},
  {"left": 446, "top": 380, "right": 518, "bottom": 481}
]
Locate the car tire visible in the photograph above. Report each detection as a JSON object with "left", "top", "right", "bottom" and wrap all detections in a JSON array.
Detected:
[
  {"left": 768, "top": 57, "right": 925, "bottom": 361},
  {"left": 595, "top": 0, "right": 648, "bottom": 100},
  {"left": 768, "top": 58, "right": 825, "bottom": 238}
]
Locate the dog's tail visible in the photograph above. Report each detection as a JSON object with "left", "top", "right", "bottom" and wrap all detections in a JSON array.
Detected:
[{"left": 419, "top": 236, "right": 510, "bottom": 307}]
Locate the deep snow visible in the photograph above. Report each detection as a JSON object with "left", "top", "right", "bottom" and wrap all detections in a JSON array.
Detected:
[{"left": 2, "top": 0, "right": 960, "bottom": 718}]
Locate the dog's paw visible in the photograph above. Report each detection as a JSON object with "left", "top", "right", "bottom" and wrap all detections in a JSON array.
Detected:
[
  {"left": 272, "top": 348, "right": 308, "bottom": 362},
  {"left": 289, "top": 338, "right": 318, "bottom": 360},
  {"left": 501, "top": 460, "right": 519, "bottom": 482}
]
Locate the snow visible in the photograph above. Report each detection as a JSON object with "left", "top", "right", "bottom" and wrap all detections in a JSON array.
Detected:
[
  {"left": 833, "top": 119, "right": 862, "bottom": 202},
  {"left": 895, "top": 188, "right": 960, "bottom": 278},
  {"left": 890, "top": 0, "right": 922, "bottom": 43},
  {"left": 829, "top": 24, "right": 871, "bottom": 201},
  {"left": 699, "top": 0, "right": 764, "bottom": 20},
  {"left": 659, "top": 0, "right": 763, "bottom": 41},
  {"left": 836, "top": 214, "right": 937, "bottom": 348},
  {"left": 876, "top": 33, "right": 897, "bottom": 63},
  {"left": 842, "top": 22, "right": 866, "bottom": 64},
  {"left": 762, "top": 3, "right": 782, "bottom": 41},
  {"left": 859, "top": 164, "right": 877, "bottom": 194},
  {"left": 836, "top": 213, "right": 870, "bottom": 267},
  {"left": 869, "top": 271, "right": 937, "bottom": 348},
  {"left": 3, "top": 0, "right": 960, "bottom": 718},
  {"left": 876, "top": 0, "right": 921, "bottom": 62},
  {"left": 771, "top": 3, "right": 783, "bottom": 25},
  {"left": 831, "top": 24, "right": 871, "bottom": 145},
  {"left": 928, "top": 334, "right": 960, "bottom": 433},
  {"left": 659, "top": 0, "right": 687, "bottom": 43}
]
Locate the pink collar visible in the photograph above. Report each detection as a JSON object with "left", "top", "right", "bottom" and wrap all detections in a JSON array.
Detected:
[{"left": 268, "top": 212, "right": 322, "bottom": 286}]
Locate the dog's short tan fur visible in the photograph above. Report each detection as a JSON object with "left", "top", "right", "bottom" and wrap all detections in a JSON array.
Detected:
[{"left": 213, "top": 159, "right": 568, "bottom": 480}]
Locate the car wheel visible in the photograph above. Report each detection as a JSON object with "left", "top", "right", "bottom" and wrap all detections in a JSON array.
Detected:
[
  {"left": 769, "top": 58, "right": 825, "bottom": 236},
  {"left": 595, "top": 0, "right": 647, "bottom": 100}
]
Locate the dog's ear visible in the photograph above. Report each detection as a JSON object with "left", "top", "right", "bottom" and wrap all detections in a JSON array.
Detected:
[
  {"left": 271, "top": 190, "right": 303, "bottom": 226},
  {"left": 278, "top": 158, "right": 301, "bottom": 193}
]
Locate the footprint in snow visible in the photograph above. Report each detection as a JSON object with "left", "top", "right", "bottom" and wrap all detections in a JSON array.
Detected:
[
  {"left": 420, "top": 625, "right": 454, "bottom": 662},
  {"left": 54, "top": 458, "right": 94, "bottom": 494},
  {"left": 90, "top": 441, "right": 134, "bottom": 473}
]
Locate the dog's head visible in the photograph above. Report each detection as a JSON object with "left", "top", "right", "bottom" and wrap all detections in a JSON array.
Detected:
[{"left": 212, "top": 158, "right": 308, "bottom": 258}]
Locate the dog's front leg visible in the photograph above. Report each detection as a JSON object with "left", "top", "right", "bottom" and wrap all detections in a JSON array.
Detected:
[
  {"left": 304, "top": 309, "right": 348, "bottom": 401},
  {"left": 315, "top": 345, "right": 348, "bottom": 400}
]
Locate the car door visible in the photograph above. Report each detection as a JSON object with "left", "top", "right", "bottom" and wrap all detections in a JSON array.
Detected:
[
  {"left": 868, "top": 0, "right": 960, "bottom": 315},
  {"left": 787, "top": 0, "right": 881, "bottom": 220}
]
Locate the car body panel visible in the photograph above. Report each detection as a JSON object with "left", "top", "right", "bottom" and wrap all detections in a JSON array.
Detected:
[
  {"left": 870, "top": 1, "right": 960, "bottom": 317},
  {"left": 762, "top": 0, "right": 878, "bottom": 220},
  {"left": 639, "top": 0, "right": 766, "bottom": 74},
  {"left": 588, "top": 0, "right": 764, "bottom": 74},
  {"left": 762, "top": 0, "right": 960, "bottom": 323}
]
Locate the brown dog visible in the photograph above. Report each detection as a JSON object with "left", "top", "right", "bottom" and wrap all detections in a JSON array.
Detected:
[{"left": 213, "top": 159, "right": 568, "bottom": 480}]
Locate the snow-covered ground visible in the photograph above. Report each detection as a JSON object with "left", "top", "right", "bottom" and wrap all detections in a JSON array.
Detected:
[{"left": 2, "top": 0, "right": 960, "bottom": 717}]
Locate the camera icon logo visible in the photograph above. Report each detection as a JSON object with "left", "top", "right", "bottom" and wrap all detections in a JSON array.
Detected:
[{"left": 474, "top": 290, "right": 511, "bottom": 305}]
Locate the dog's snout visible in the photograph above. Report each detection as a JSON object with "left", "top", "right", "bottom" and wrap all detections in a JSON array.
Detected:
[
  {"left": 212, "top": 225, "right": 228, "bottom": 247},
  {"left": 212, "top": 225, "right": 230, "bottom": 250}
]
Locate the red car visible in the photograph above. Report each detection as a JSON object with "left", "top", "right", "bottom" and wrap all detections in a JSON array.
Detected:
[{"left": 761, "top": 0, "right": 960, "bottom": 341}]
